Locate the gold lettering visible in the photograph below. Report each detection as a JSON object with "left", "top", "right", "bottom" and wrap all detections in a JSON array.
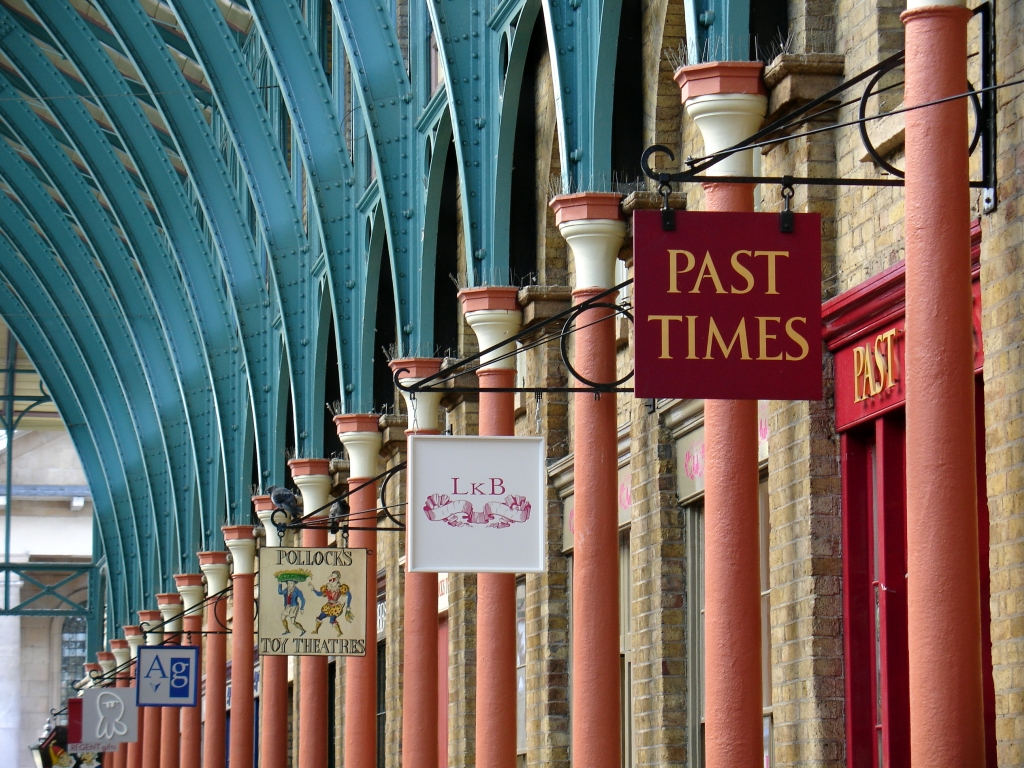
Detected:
[
  {"left": 686, "top": 315, "right": 698, "bottom": 359},
  {"left": 756, "top": 317, "right": 783, "bottom": 360},
  {"left": 880, "top": 328, "right": 899, "bottom": 388},
  {"left": 705, "top": 317, "right": 751, "bottom": 360},
  {"left": 648, "top": 315, "right": 683, "bottom": 359},
  {"left": 860, "top": 342, "right": 878, "bottom": 396},
  {"left": 754, "top": 251, "right": 789, "bottom": 294},
  {"left": 853, "top": 347, "right": 865, "bottom": 402},
  {"left": 730, "top": 250, "right": 754, "bottom": 294},
  {"left": 667, "top": 250, "right": 695, "bottom": 294},
  {"left": 784, "top": 317, "right": 809, "bottom": 361},
  {"left": 872, "top": 336, "right": 888, "bottom": 395},
  {"left": 689, "top": 252, "right": 727, "bottom": 294}
]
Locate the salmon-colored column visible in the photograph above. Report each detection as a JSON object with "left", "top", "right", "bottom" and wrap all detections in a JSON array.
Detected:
[
  {"left": 390, "top": 358, "right": 444, "bottom": 768},
  {"left": 138, "top": 610, "right": 164, "bottom": 768},
  {"left": 224, "top": 526, "right": 257, "bottom": 768},
  {"left": 290, "top": 458, "right": 335, "bottom": 767},
  {"left": 124, "top": 626, "right": 145, "bottom": 768},
  {"left": 254, "top": 494, "right": 290, "bottom": 768},
  {"left": 336, "top": 414, "right": 384, "bottom": 768},
  {"left": 155, "top": 594, "right": 183, "bottom": 768},
  {"left": 902, "top": 4, "right": 985, "bottom": 765},
  {"left": 675, "top": 61, "right": 767, "bottom": 768},
  {"left": 459, "top": 287, "right": 523, "bottom": 768},
  {"left": 174, "top": 574, "right": 205, "bottom": 768},
  {"left": 550, "top": 193, "right": 626, "bottom": 768},
  {"left": 199, "top": 551, "right": 231, "bottom": 768},
  {"left": 110, "top": 640, "right": 131, "bottom": 768}
]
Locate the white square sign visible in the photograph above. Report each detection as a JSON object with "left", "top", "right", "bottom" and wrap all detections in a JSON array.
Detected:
[
  {"left": 407, "top": 435, "right": 546, "bottom": 573},
  {"left": 136, "top": 646, "right": 199, "bottom": 706},
  {"left": 69, "top": 688, "right": 138, "bottom": 751}
]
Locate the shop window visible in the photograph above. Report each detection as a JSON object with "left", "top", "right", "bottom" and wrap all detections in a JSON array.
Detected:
[
  {"left": 516, "top": 578, "right": 527, "bottom": 757},
  {"left": 59, "top": 616, "right": 88, "bottom": 712},
  {"left": 377, "top": 640, "right": 386, "bottom": 768},
  {"left": 842, "top": 383, "right": 996, "bottom": 767},
  {"left": 687, "top": 476, "right": 773, "bottom": 768}
]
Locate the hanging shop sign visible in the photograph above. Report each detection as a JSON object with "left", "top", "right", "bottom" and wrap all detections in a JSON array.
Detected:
[
  {"left": 136, "top": 646, "right": 199, "bottom": 707},
  {"left": 407, "top": 435, "right": 546, "bottom": 573},
  {"left": 257, "top": 546, "right": 368, "bottom": 656},
  {"left": 634, "top": 210, "right": 822, "bottom": 400},
  {"left": 68, "top": 688, "right": 138, "bottom": 752}
]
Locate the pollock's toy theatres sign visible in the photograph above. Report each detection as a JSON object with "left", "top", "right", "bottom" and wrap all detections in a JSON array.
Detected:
[
  {"left": 257, "top": 547, "right": 367, "bottom": 656},
  {"left": 633, "top": 210, "right": 822, "bottom": 401},
  {"left": 407, "top": 435, "right": 546, "bottom": 573}
]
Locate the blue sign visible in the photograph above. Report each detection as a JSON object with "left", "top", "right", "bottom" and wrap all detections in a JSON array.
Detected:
[{"left": 136, "top": 646, "right": 199, "bottom": 707}]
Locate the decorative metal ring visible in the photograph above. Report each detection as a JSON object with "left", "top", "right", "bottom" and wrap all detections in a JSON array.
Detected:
[
  {"left": 642, "top": 144, "right": 677, "bottom": 184},
  {"left": 859, "top": 61, "right": 983, "bottom": 179},
  {"left": 559, "top": 302, "right": 635, "bottom": 390},
  {"left": 378, "top": 464, "right": 407, "bottom": 529}
]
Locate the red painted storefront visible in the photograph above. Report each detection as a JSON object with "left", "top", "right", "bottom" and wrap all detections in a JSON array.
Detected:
[{"left": 822, "top": 222, "right": 996, "bottom": 767}]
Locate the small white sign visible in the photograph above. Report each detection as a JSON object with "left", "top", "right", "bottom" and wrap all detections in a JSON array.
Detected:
[
  {"left": 407, "top": 435, "right": 546, "bottom": 573},
  {"left": 69, "top": 688, "right": 138, "bottom": 750},
  {"left": 136, "top": 646, "right": 199, "bottom": 707}
]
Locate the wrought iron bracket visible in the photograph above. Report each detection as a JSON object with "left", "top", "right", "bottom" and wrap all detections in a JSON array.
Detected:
[
  {"left": 642, "top": 5, "right": 1001, "bottom": 210},
  {"left": 391, "top": 281, "right": 636, "bottom": 397}
]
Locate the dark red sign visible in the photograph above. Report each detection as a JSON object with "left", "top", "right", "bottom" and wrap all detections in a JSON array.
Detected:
[{"left": 633, "top": 210, "right": 822, "bottom": 400}]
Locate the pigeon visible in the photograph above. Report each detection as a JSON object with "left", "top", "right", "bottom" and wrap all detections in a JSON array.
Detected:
[
  {"left": 329, "top": 499, "right": 350, "bottom": 534},
  {"left": 269, "top": 486, "right": 302, "bottom": 521}
]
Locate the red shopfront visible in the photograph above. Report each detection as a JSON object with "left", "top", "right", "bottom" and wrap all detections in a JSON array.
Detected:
[{"left": 821, "top": 223, "right": 995, "bottom": 768}]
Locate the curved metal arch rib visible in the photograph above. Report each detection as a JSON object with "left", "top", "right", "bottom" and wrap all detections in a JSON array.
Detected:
[
  {"left": 0, "top": 124, "right": 170, "bottom": 601},
  {"left": 0, "top": 233, "right": 147, "bottom": 617},
  {"left": 244, "top": 0, "right": 370, "bottom": 415},
  {"left": 26, "top": 0, "right": 254, "bottom": 543},
  {"left": 92, "top": 0, "right": 285, "bottom": 492},
  {"left": 541, "top": 0, "right": 624, "bottom": 190},
  {"left": 333, "top": 0, "right": 432, "bottom": 358},
  {"left": 0, "top": 298, "right": 132, "bottom": 626},
  {"left": 167, "top": 0, "right": 324, "bottom": 460},
  {"left": 0, "top": 14, "right": 197, "bottom": 578}
]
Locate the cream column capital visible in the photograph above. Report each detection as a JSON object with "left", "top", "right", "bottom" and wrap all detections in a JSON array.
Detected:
[
  {"left": 338, "top": 431, "right": 384, "bottom": 481},
  {"left": 174, "top": 573, "right": 206, "bottom": 613},
  {"left": 110, "top": 640, "right": 130, "bottom": 670},
  {"left": 123, "top": 625, "right": 144, "bottom": 660},
  {"left": 157, "top": 593, "right": 184, "bottom": 633},
  {"left": 199, "top": 552, "right": 231, "bottom": 595},
  {"left": 458, "top": 286, "right": 523, "bottom": 370},
  {"left": 96, "top": 651, "right": 115, "bottom": 676},
  {"left": 224, "top": 526, "right": 257, "bottom": 575},
  {"left": 138, "top": 609, "right": 163, "bottom": 646},
  {"left": 549, "top": 193, "right": 626, "bottom": 291},
  {"left": 388, "top": 358, "right": 444, "bottom": 433},
  {"left": 290, "top": 462, "right": 334, "bottom": 518}
]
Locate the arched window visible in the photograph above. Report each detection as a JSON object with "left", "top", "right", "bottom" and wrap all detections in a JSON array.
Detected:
[{"left": 59, "top": 616, "right": 88, "bottom": 707}]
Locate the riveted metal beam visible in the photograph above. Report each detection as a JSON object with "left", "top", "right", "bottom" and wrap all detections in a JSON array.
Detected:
[
  {"left": 333, "top": 0, "right": 433, "bottom": 357},
  {"left": 245, "top": 0, "right": 371, "bottom": 414},
  {"left": 94, "top": 0, "right": 285, "bottom": 492},
  {"left": 0, "top": 14, "right": 197, "bottom": 587},
  {"left": 168, "top": 0, "right": 325, "bottom": 461},
  {"left": 0, "top": 234, "right": 145, "bottom": 618},
  {"left": 28, "top": 0, "right": 253, "bottom": 549},
  {"left": 542, "top": 0, "right": 624, "bottom": 190}
]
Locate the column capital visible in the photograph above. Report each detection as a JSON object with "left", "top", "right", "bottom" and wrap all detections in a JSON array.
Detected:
[
  {"left": 83, "top": 662, "right": 102, "bottom": 688},
  {"left": 224, "top": 525, "right": 257, "bottom": 575},
  {"left": 96, "top": 651, "right": 115, "bottom": 676},
  {"left": 459, "top": 287, "right": 523, "bottom": 371},
  {"left": 138, "top": 609, "right": 164, "bottom": 645},
  {"left": 288, "top": 458, "right": 332, "bottom": 477},
  {"left": 251, "top": 494, "right": 282, "bottom": 548},
  {"left": 110, "top": 639, "right": 130, "bottom": 670},
  {"left": 124, "top": 625, "right": 144, "bottom": 660},
  {"left": 548, "top": 195, "right": 628, "bottom": 291},
  {"left": 389, "top": 357, "right": 443, "bottom": 434},
  {"left": 174, "top": 573, "right": 206, "bottom": 613},
  {"left": 157, "top": 593, "right": 184, "bottom": 632},
  {"left": 674, "top": 62, "right": 767, "bottom": 178},
  {"left": 290, "top": 467, "right": 334, "bottom": 519},
  {"left": 335, "top": 416, "right": 384, "bottom": 481},
  {"left": 199, "top": 551, "right": 231, "bottom": 594}
]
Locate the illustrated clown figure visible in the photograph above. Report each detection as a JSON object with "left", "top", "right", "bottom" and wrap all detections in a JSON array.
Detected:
[{"left": 312, "top": 570, "right": 354, "bottom": 635}]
